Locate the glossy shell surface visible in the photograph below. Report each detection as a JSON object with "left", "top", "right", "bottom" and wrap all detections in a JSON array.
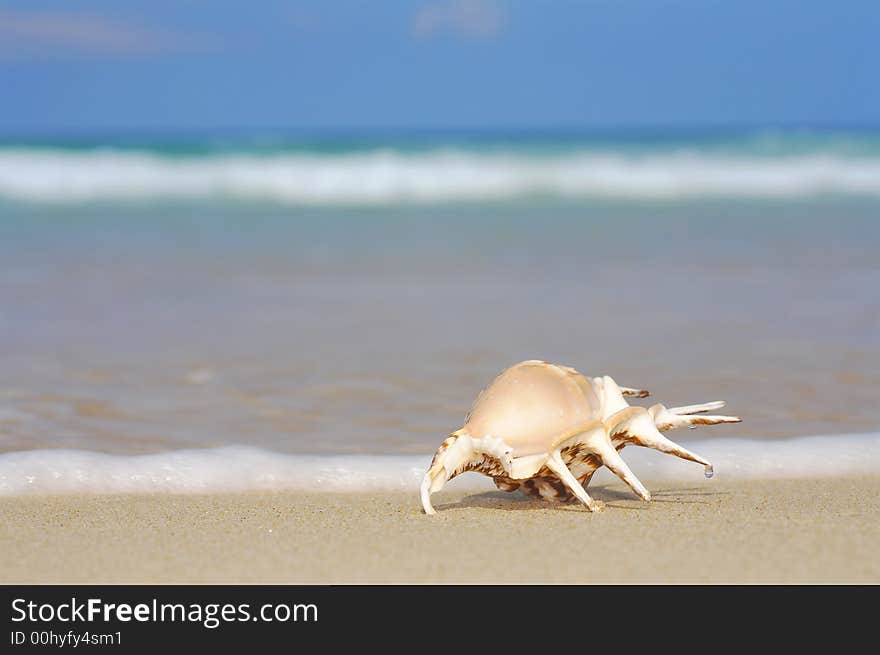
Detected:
[{"left": 462, "top": 361, "right": 602, "bottom": 457}]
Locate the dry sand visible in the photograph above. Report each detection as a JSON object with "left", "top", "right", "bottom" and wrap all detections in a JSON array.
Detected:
[{"left": 1, "top": 476, "right": 878, "bottom": 584}]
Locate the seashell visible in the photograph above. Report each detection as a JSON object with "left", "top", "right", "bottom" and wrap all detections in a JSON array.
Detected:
[{"left": 421, "top": 360, "right": 741, "bottom": 514}]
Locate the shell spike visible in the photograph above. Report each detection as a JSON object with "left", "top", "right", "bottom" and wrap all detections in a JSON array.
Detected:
[{"left": 421, "top": 432, "right": 474, "bottom": 515}]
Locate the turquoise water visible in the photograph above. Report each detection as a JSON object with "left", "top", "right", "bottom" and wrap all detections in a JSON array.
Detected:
[{"left": 0, "top": 130, "right": 878, "bottom": 460}]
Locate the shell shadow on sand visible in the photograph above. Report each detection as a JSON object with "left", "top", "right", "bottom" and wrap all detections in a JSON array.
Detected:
[{"left": 434, "top": 485, "right": 729, "bottom": 513}]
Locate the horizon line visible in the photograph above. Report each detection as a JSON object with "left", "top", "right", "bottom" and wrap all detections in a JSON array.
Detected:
[{"left": 2, "top": 121, "right": 880, "bottom": 142}]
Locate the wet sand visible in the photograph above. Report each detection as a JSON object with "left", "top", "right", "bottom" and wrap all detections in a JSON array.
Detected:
[
  {"left": 1, "top": 476, "right": 878, "bottom": 584},
  {"left": 3, "top": 201, "right": 880, "bottom": 456}
]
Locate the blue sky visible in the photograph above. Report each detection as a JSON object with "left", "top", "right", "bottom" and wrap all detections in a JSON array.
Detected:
[{"left": 1, "top": 0, "right": 878, "bottom": 132}]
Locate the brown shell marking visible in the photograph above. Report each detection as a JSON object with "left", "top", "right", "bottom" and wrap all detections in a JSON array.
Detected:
[{"left": 491, "top": 445, "right": 604, "bottom": 503}]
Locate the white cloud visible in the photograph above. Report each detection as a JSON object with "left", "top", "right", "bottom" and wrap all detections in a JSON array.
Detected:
[
  {"left": 412, "top": 0, "right": 508, "bottom": 41},
  {"left": 0, "top": 10, "right": 176, "bottom": 56}
]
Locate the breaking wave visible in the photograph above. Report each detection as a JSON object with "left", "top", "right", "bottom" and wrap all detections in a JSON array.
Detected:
[
  {"left": 1, "top": 432, "right": 878, "bottom": 496},
  {"left": 2, "top": 146, "right": 880, "bottom": 205}
]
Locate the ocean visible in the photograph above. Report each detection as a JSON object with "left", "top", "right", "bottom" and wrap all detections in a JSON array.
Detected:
[{"left": 1, "top": 129, "right": 878, "bottom": 494}]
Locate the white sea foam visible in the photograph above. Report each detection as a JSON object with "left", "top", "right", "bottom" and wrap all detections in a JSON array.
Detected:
[
  {"left": 2, "top": 148, "right": 880, "bottom": 204},
  {"left": 0, "top": 433, "right": 877, "bottom": 496}
]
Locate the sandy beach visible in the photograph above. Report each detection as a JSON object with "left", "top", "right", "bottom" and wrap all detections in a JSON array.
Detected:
[{"left": 2, "top": 475, "right": 877, "bottom": 584}]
